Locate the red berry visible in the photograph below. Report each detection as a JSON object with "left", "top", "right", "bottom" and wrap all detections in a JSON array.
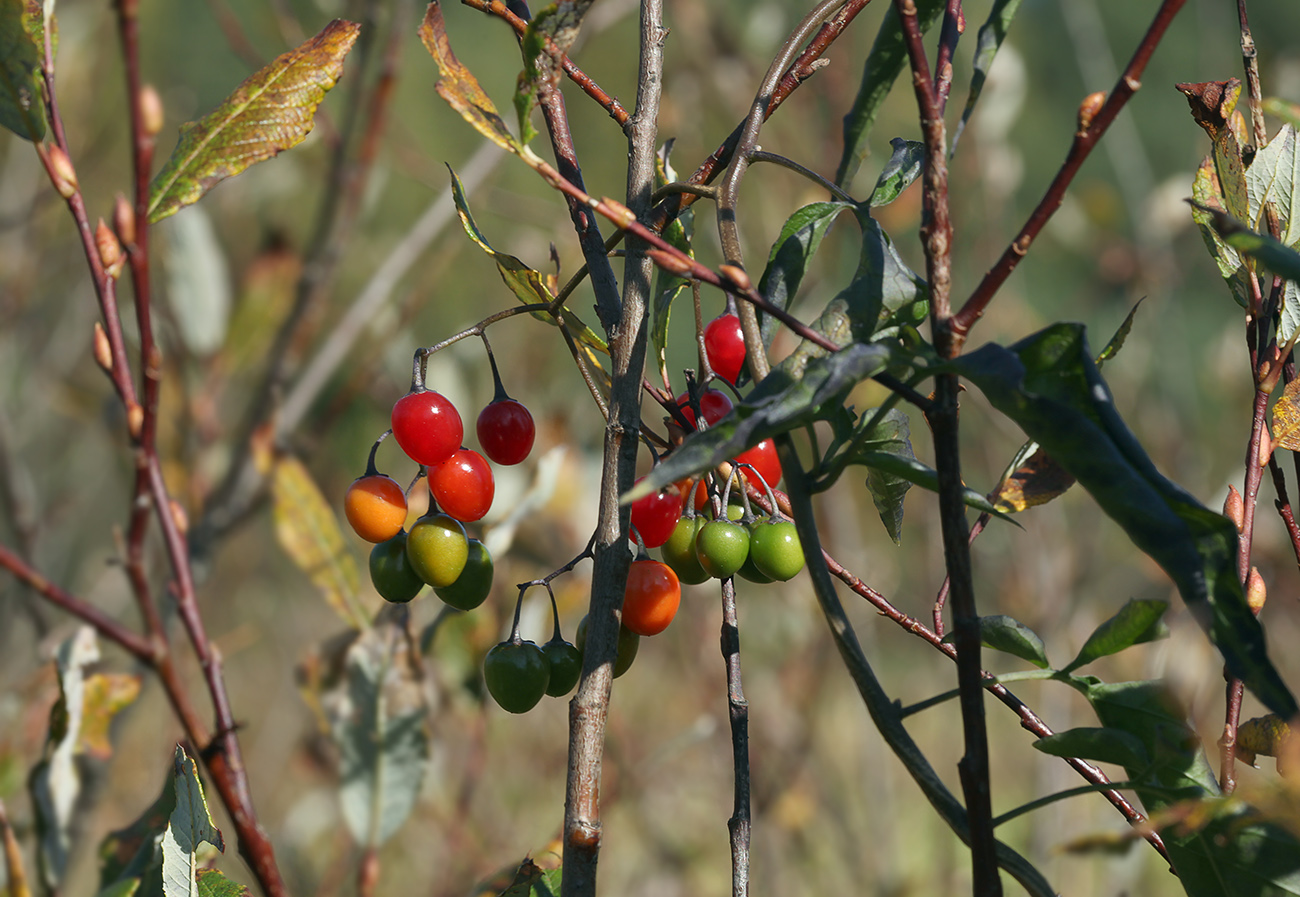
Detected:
[
  {"left": 704, "top": 314, "right": 746, "bottom": 384},
  {"left": 622, "top": 559, "right": 681, "bottom": 636},
  {"left": 476, "top": 398, "right": 536, "bottom": 466},
  {"left": 391, "top": 390, "right": 463, "bottom": 466},
  {"left": 675, "top": 388, "right": 733, "bottom": 430},
  {"left": 629, "top": 476, "right": 684, "bottom": 548},
  {"left": 430, "top": 447, "right": 495, "bottom": 522},
  {"left": 735, "top": 439, "right": 781, "bottom": 490}
]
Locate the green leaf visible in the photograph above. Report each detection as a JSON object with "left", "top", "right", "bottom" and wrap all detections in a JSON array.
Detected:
[
  {"left": 952, "top": 324, "right": 1298, "bottom": 720},
  {"left": 30, "top": 626, "right": 99, "bottom": 890},
  {"left": 0, "top": 0, "right": 46, "bottom": 139},
  {"left": 98, "top": 770, "right": 172, "bottom": 897},
  {"left": 625, "top": 343, "right": 892, "bottom": 502},
  {"left": 1095, "top": 299, "right": 1142, "bottom": 369},
  {"left": 448, "top": 165, "right": 610, "bottom": 380},
  {"left": 855, "top": 408, "right": 913, "bottom": 543},
  {"left": 848, "top": 450, "right": 1016, "bottom": 523},
  {"left": 194, "top": 870, "right": 249, "bottom": 897},
  {"left": 498, "top": 860, "right": 562, "bottom": 897},
  {"left": 835, "top": 0, "right": 944, "bottom": 188},
  {"left": 1031, "top": 727, "right": 1150, "bottom": 769},
  {"left": 330, "top": 608, "right": 430, "bottom": 848},
  {"left": 756, "top": 201, "right": 854, "bottom": 348},
  {"left": 1061, "top": 598, "right": 1169, "bottom": 674},
  {"left": 1245, "top": 124, "right": 1300, "bottom": 245},
  {"left": 974, "top": 614, "right": 1050, "bottom": 668},
  {"left": 950, "top": 0, "right": 1024, "bottom": 156},
  {"left": 651, "top": 144, "right": 693, "bottom": 389},
  {"left": 868, "top": 138, "right": 924, "bottom": 207},
  {"left": 161, "top": 746, "right": 224, "bottom": 897},
  {"left": 1196, "top": 202, "right": 1300, "bottom": 289},
  {"left": 1192, "top": 156, "right": 1250, "bottom": 308},
  {"left": 147, "top": 19, "right": 360, "bottom": 223}
]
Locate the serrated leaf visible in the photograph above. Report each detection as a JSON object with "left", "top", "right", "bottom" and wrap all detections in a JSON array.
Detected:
[
  {"left": 270, "top": 454, "right": 369, "bottom": 629},
  {"left": 835, "top": 0, "right": 943, "bottom": 188},
  {"left": 1061, "top": 598, "right": 1169, "bottom": 674},
  {"left": 950, "top": 0, "right": 1024, "bottom": 156},
  {"left": 869, "top": 138, "right": 924, "bottom": 207},
  {"left": 78, "top": 673, "right": 141, "bottom": 760},
  {"left": 756, "top": 201, "right": 854, "bottom": 349},
  {"left": 848, "top": 450, "right": 1016, "bottom": 523},
  {"left": 0, "top": 0, "right": 46, "bottom": 139},
  {"left": 626, "top": 343, "right": 892, "bottom": 502},
  {"left": 1196, "top": 202, "right": 1300, "bottom": 287},
  {"left": 1031, "top": 727, "right": 1150, "bottom": 769},
  {"left": 974, "top": 614, "right": 1049, "bottom": 668},
  {"left": 194, "top": 869, "right": 249, "bottom": 897},
  {"left": 420, "top": 3, "right": 541, "bottom": 166},
  {"left": 952, "top": 324, "right": 1298, "bottom": 720},
  {"left": 328, "top": 608, "right": 430, "bottom": 848},
  {"left": 855, "top": 408, "right": 913, "bottom": 543},
  {"left": 148, "top": 19, "right": 359, "bottom": 223},
  {"left": 31, "top": 626, "right": 99, "bottom": 889},
  {"left": 1245, "top": 124, "right": 1300, "bottom": 246},
  {"left": 161, "top": 746, "right": 224, "bottom": 897}
]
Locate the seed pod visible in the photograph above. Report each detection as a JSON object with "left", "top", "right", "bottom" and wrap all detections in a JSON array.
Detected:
[
  {"left": 48, "top": 146, "right": 78, "bottom": 198},
  {"left": 1223, "top": 485, "right": 1244, "bottom": 533},
  {"left": 1077, "top": 91, "right": 1106, "bottom": 133},
  {"left": 96, "top": 219, "right": 125, "bottom": 279},
  {"left": 139, "top": 84, "right": 164, "bottom": 137},
  {"left": 1246, "top": 566, "right": 1266, "bottom": 613}
]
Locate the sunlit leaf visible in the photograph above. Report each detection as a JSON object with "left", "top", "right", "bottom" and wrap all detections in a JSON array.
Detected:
[
  {"left": 515, "top": 0, "right": 595, "bottom": 144},
  {"left": 1061, "top": 598, "right": 1169, "bottom": 674},
  {"left": 1272, "top": 379, "right": 1300, "bottom": 452},
  {"left": 1095, "top": 299, "right": 1142, "bottom": 369},
  {"left": 1246, "top": 125, "right": 1300, "bottom": 244},
  {"left": 30, "top": 626, "right": 98, "bottom": 890},
  {"left": 756, "top": 201, "right": 854, "bottom": 349},
  {"left": 0, "top": 0, "right": 46, "bottom": 139},
  {"left": 868, "top": 138, "right": 924, "bottom": 207},
  {"left": 1031, "top": 727, "right": 1149, "bottom": 769},
  {"left": 1191, "top": 156, "right": 1250, "bottom": 308},
  {"left": 161, "top": 746, "right": 223, "bottom": 897},
  {"left": 495, "top": 858, "right": 562, "bottom": 897},
  {"left": 195, "top": 870, "right": 249, "bottom": 897},
  {"left": 847, "top": 449, "right": 1015, "bottom": 523},
  {"left": 270, "top": 454, "right": 369, "bottom": 629},
  {"left": 148, "top": 19, "right": 359, "bottom": 223},
  {"left": 1196, "top": 202, "right": 1300, "bottom": 291},
  {"left": 953, "top": 324, "right": 1298, "bottom": 720},
  {"left": 78, "top": 673, "right": 142, "bottom": 760},
  {"left": 989, "top": 443, "right": 1074, "bottom": 514},
  {"left": 835, "top": 0, "right": 943, "bottom": 188},
  {"left": 329, "top": 608, "right": 430, "bottom": 848},
  {"left": 973, "top": 614, "right": 1049, "bottom": 668},
  {"left": 1236, "top": 714, "right": 1294, "bottom": 766},
  {"left": 951, "top": 0, "right": 1024, "bottom": 156}
]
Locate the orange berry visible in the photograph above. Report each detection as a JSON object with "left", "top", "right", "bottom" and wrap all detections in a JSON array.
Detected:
[{"left": 345, "top": 474, "right": 408, "bottom": 543}]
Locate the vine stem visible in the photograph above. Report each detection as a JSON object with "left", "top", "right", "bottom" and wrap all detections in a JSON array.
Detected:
[{"left": 561, "top": 0, "right": 665, "bottom": 894}]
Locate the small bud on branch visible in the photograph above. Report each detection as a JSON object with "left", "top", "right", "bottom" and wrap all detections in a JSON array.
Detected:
[{"left": 48, "top": 146, "right": 79, "bottom": 198}]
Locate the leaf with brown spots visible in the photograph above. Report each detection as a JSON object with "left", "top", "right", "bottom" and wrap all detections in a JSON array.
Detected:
[{"left": 1273, "top": 378, "right": 1300, "bottom": 452}]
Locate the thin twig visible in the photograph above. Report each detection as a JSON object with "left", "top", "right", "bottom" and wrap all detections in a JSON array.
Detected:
[
  {"left": 1236, "top": 0, "right": 1267, "bottom": 150},
  {"left": 720, "top": 576, "right": 751, "bottom": 897}
]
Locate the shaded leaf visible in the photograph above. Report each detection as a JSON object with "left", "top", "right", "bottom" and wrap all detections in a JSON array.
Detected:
[
  {"left": 650, "top": 144, "right": 693, "bottom": 389},
  {"left": 270, "top": 454, "right": 369, "bottom": 629},
  {"left": 756, "top": 201, "right": 854, "bottom": 349},
  {"left": 195, "top": 870, "right": 249, "bottom": 897},
  {"left": 1031, "top": 727, "right": 1150, "bottom": 769},
  {"left": 328, "top": 608, "right": 430, "bottom": 848},
  {"left": 835, "top": 0, "right": 943, "bottom": 188},
  {"left": 1061, "top": 598, "right": 1169, "bottom": 674},
  {"left": 448, "top": 165, "right": 609, "bottom": 385},
  {"left": 989, "top": 443, "right": 1074, "bottom": 514},
  {"left": 515, "top": 0, "right": 594, "bottom": 143},
  {"left": 848, "top": 450, "right": 1015, "bottom": 523},
  {"left": 952, "top": 324, "right": 1298, "bottom": 719},
  {"left": 974, "top": 614, "right": 1049, "bottom": 668},
  {"left": 497, "top": 859, "right": 562, "bottom": 897},
  {"left": 1192, "top": 155, "right": 1250, "bottom": 308},
  {"left": 78, "top": 673, "right": 142, "bottom": 760},
  {"left": 161, "top": 746, "right": 224, "bottom": 897},
  {"left": 148, "top": 19, "right": 360, "bottom": 223},
  {"left": 97, "top": 770, "right": 171, "bottom": 897},
  {"left": 31, "top": 626, "right": 98, "bottom": 889},
  {"left": 1095, "top": 299, "right": 1142, "bottom": 368},
  {"left": 420, "top": 3, "right": 541, "bottom": 165},
  {"left": 625, "top": 343, "right": 892, "bottom": 502},
  {"left": 1197, "top": 202, "right": 1300, "bottom": 290},
  {"left": 855, "top": 408, "right": 913, "bottom": 543},
  {"left": 869, "top": 138, "right": 924, "bottom": 207},
  {"left": 1273, "top": 379, "right": 1300, "bottom": 452},
  {"left": 951, "top": 0, "right": 1024, "bottom": 156},
  {"left": 0, "top": 0, "right": 46, "bottom": 139}
]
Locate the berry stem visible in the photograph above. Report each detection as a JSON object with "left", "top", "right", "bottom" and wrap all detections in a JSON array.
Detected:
[{"left": 480, "top": 331, "right": 512, "bottom": 403}]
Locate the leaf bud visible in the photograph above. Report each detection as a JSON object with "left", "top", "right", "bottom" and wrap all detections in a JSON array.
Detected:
[
  {"left": 93, "top": 322, "right": 113, "bottom": 373},
  {"left": 127, "top": 402, "right": 144, "bottom": 441},
  {"left": 113, "top": 193, "right": 137, "bottom": 247},
  {"left": 1246, "top": 566, "right": 1266, "bottom": 613},
  {"left": 139, "top": 84, "right": 164, "bottom": 137},
  {"left": 600, "top": 197, "right": 637, "bottom": 229},
  {"left": 719, "top": 264, "right": 751, "bottom": 292},
  {"left": 646, "top": 248, "right": 694, "bottom": 277},
  {"left": 96, "top": 219, "right": 125, "bottom": 279},
  {"left": 169, "top": 499, "right": 189, "bottom": 535},
  {"left": 48, "top": 145, "right": 78, "bottom": 198},
  {"left": 1077, "top": 91, "right": 1106, "bottom": 133},
  {"left": 1223, "top": 485, "right": 1244, "bottom": 533}
]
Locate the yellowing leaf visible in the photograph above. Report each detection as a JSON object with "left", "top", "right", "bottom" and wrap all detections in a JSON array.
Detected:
[
  {"left": 1272, "top": 378, "right": 1300, "bottom": 452},
  {"left": 990, "top": 444, "right": 1076, "bottom": 513},
  {"left": 147, "top": 19, "right": 361, "bottom": 224},
  {"left": 1237, "top": 714, "right": 1294, "bottom": 763},
  {"left": 78, "top": 674, "right": 141, "bottom": 760},
  {"left": 270, "top": 455, "right": 370, "bottom": 629}
]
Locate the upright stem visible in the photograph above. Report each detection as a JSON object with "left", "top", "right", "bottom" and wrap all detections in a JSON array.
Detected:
[
  {"left": 720, "top": 576, "right": 751, "bottom": 897},
  {"left": 1236, "top": 0, "right": 1267, "bottom": 150},
  {"left": 562, "top": 2, "right": 665, "bottom": 895}
]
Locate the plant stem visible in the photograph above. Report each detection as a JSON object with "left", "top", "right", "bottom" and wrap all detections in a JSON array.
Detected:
[
  {"left": 720, "top": 576, "right": 751, "bottom": 897},
  {"left": 1236, "top": 0, "right": 1267, "bottom": 150}
]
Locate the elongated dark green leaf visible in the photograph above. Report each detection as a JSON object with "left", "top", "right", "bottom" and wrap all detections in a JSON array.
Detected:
[
  {"left": 1196, "top": 202, "right": 1300, "bottom": 285},
  {"left": 974, "top": 614, "right": 1049, "bottom": 668},
  {"left": 835, "top": 0, "right": 943, "bottom": 188},
  {"left": 651, "top": 144, "right": 693, "bottom": 389},
  {"left": 869, "top": 138, "right": 924, "bottom": 207},
  {"left": 953, "top": 324, "right": 1298, "bottom": 719},
  {"left": 98, "top": 769, "right": 172, "bottom": 897},
  {"left": 0, "top": 0, "right": 46, "bottom": 139},
  {"left": 951, "top": 0, "right": 1024, "bottom": 156},
  {"left": 1061, "top": 598, "right": 1168, "bottom": 674},
  {"left": 849, "top": 450, "right": 1015, "bottom": 522},
  {"left": 161, "top": 746, "right": 224, "bottom": 897},
  {"left": 1095, "top": 299, "right": 1142, "bottom": 368},
  {"left": 624, "top": 343, "right": 892, "bottom": 502},
  {"left": 855, "top": 408, "right": 912, "bottom": 543},
  {"left": 1031, "top": 727, "right": 1150, "bottom": 769},
  {"left": 147, "top": 19, "right": 360, "bottom": 223},
  {"left": 756, "top": 201, "right": 854, "bottom": 348}
]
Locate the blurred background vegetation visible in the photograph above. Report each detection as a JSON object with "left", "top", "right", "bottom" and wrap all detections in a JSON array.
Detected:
[{"left": 2, "top": 0, "right": 1300, "bottom": 894}]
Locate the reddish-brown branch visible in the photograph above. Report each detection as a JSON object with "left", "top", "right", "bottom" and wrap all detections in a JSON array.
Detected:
[
  {"left": 952, "top": 0, "right": 1189, "bottom": 345},
  {"left": 1236, "top": 0, "right": 1267, "bottom": 150},
  {"left": 1273, "top": 451, "right": 1300, "bottom": 570}
]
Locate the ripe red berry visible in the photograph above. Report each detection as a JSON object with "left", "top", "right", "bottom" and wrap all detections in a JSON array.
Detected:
[
  {"left": 675, "top": 388, "right": 733, "bottom": 430},
  {"left": 629, "top": 476, "right": 684, "bottom": 549},
  {"left": 476, "top": 398, "right": 536, "bottom": 466},
  {"left": 430, "top": 447, "right": 495, "bottom": 522},
  {"left": 704, "top": 313, "right": 746, "bottom": 384},
  {"left": 735, "top": 439, "right": 781, "bottom": 490},
  {"left": 391, "top": 390, "right": 463, "bottom": 466}
]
